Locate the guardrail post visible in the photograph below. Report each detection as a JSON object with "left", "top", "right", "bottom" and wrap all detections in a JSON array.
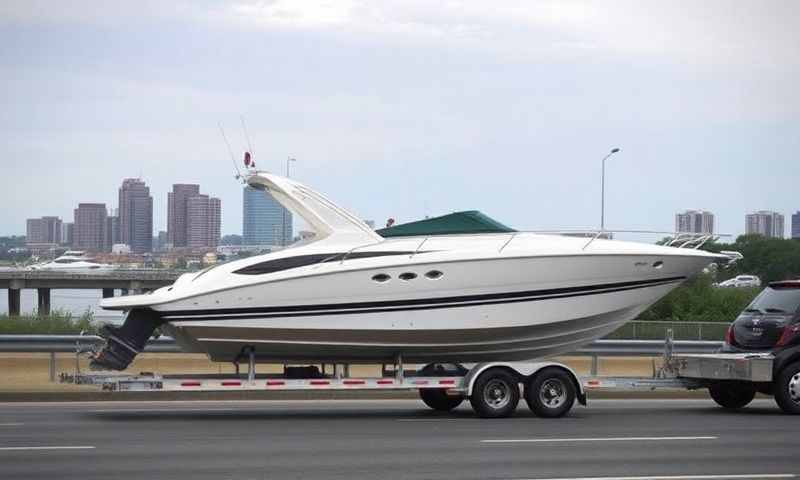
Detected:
[
  {"left": 49, "top": 352, "right": 56, "bottom": 382},
  {"left": 698, "top": 323, "right": 703, "bottom": 341},
  {"left": 632, "top": 323, "right": 637, "bottom": 339},
  {"left": 590, "top": 355, "right": 599, "bottom": 376}
]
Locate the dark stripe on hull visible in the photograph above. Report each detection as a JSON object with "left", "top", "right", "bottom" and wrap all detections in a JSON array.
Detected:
[{"left": 161, "top": 276, "right": 685, "bottom": 321}]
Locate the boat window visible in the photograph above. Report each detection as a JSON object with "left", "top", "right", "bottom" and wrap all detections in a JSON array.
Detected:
[
  {"left": 234, "top": 251, "right": 418, "bottom": 276},
  {"left": 399, "top": 272, "right": 417, "bottom": 281},
  {"left": 55, "top": 259, "right": 78, "bottom": 264},
  {"left": 652, "top": 261, "right": 664, "bottom": 269},
  {"left": 372, "top": 273, "right": 391, "bottom": 283},
  {"left": 425, "top": 270, "right": 444, "bottom": 280}
]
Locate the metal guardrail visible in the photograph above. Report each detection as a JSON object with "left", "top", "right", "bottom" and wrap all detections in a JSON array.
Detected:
[
  {"left": 0, "top": 334, "right": 724, "bottom": 381},
  {"left": 0, "top": 334, "right": 181, "bottom": 353},
  {"left": 0, "top": 335, "right": 722, "bottom": 355}
]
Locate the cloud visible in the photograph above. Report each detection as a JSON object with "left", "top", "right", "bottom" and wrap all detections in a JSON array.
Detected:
[{"left": 3, "top": 0, "right": 797, "bottom": 67}]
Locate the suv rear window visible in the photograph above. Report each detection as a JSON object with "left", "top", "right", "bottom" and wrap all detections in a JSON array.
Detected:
[{"left": 746, "top": 286, "right": 800, "bottom": 315}]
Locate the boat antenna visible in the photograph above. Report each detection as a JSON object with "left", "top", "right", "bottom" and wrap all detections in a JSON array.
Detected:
[
  {"left": 240, "top": 115, "right": 255, "bottom": 158},
  {"left": 219, "top": 123, "right": 244, "bottom": 181}
]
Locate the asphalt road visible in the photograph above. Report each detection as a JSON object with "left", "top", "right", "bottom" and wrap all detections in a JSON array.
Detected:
[{"left": 0, "top": 399, "right": 796, "bottom": 480}]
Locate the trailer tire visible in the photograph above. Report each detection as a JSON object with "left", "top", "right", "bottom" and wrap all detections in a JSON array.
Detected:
[
  {"left": 469, "top": 368, "right": 520, "bottom": 418},
  {"left": 708, "top": 382, "right": 756, "bottom": 410},
  {"left": 774, "top": 361, "right": 800, "bottom": 415},
  {"left": 419, "top": 389, "right": 463, "bottom": 412},
  {"left": 525, "top": 367, "right": 576, "bottom": 418}
]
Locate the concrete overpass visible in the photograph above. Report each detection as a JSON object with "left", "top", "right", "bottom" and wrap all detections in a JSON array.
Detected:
[{"left": 0, "top": 270, "right": 181, "bottom": 316}]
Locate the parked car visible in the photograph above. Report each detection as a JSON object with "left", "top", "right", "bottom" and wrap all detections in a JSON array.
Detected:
[
  {"left": 716, "top": 274, "right": 762, "bottom": 288},
  {"left": 724, "top": 280, "right": 800, "bottom": 352}
]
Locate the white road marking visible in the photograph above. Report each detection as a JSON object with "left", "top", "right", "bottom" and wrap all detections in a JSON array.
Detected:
[
  {"left": 0, "top": 423, "right": 24, "bottom": 426},
  {"left": 482, "top": 436, "right": 718, "bottom": 444},
  {"left": 396, "top": 418, "right": 475, "bottom": 422},
  {"left": 89, "top": 408, "right": 240, "bottom": 413},
  {"left": 509, "top": 475, "right": 795, "bottom": 480},
  {"left": 0, "top": 446, "right": 95, "bottom": 451}
]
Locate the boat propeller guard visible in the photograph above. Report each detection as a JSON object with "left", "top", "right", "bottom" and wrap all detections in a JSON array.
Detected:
[{"left": 90, "top": 309, "right": 164, "bottom": 371}]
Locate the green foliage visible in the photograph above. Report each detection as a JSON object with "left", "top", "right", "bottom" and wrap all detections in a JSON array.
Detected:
[
  {"left": 0, "top": 309, "right": 97, "bottom": 335},
  {"left": 703, "top": 235, "right": 800, "bottom": 284},
  {"left": 638, "top": 274, "right": 759, "bottom": 323}
]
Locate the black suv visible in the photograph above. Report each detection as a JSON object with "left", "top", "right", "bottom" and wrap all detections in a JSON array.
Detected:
[
  {"left": 713, "top": 280, "right": 800, "bottom": 414},
  {"left": 724, "top": 280, "right": 800, "bottom": 353}
]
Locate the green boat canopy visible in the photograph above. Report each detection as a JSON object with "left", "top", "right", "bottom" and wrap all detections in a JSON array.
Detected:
[{"left": 376, "top": 211, "right": 516, "bottom": 238}]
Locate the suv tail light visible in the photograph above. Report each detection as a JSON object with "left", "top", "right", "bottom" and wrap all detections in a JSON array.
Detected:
[
  {"left": 776, "top": 324, "right": 800, "bottom": 347},
  {"left": 725, "top": 324, "right": 736, "bottom": 346}
]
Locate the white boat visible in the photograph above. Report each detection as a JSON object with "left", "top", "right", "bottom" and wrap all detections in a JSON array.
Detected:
[
  {"left": 92, "top": 171, "right": 727, "bottom": 370},
  {"left": 28, "top": 251, "right": 116, "bottom": 273}
]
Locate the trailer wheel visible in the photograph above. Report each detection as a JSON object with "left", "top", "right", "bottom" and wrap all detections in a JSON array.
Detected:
[
  {"left": 708, "top": 382, "right": 756, "bottom": 410},
  {"left": 525, "top": 367, "right": 576, "bottom": 418},
  {"left": 419, "top": 389, "right": 463, "bottom": 411},
  {"left": 774, "top": 361, "right": 800, "bottom": 415},
  {"left": 469, "top": 368, "right": 520, "bottom": 418}
]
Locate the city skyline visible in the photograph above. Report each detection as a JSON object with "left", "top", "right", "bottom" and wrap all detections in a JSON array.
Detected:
[{"left": 21, "top": 187, "right": 799, "bottom": 247}]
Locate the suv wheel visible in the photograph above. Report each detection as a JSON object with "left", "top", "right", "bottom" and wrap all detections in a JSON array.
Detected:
[{"left": 774, "top": 361, "right": 800, "bottom": 415}]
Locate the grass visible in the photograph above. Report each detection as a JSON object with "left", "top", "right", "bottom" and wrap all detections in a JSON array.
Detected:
[{"left": 0, "top": 310, "right": 97, "bottom": 335}]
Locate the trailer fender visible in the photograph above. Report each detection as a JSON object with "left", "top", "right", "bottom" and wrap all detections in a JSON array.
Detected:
[{"left": 462, "top": 362, "right": 586, "bottom": 406}]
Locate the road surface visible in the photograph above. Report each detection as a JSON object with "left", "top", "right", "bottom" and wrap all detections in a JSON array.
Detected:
[{"left": 0, "top": 399, "right": 796, "bottom": 479}]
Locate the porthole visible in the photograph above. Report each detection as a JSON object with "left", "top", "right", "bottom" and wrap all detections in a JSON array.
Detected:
[
  {"left": 372, "top": 273, "right": 391, "bottom": 283},
  {"left": 425, "top": 270, "right": 444, "bottom": 280},
  {"left": 653, "top": 260, "right": 664, "bottom": 269},
  {"left": 399, "top": 272, "right": 417, "bottom": 281}
]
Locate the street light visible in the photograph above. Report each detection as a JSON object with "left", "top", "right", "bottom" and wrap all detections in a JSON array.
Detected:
[
  {"left": 283, "top": 157, "right": 297, "bottom": 246},
  {"left": 600, "top": 147, "right": 621, "bottom": 231}
]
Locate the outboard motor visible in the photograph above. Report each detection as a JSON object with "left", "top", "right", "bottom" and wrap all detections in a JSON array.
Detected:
[{"left": 91, "top": 309, "right": 163, "bottom": 371}]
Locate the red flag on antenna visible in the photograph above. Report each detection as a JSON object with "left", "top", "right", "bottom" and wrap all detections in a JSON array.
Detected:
[{"left": 244, "top": 151, "right": 251, "bottom": 167}]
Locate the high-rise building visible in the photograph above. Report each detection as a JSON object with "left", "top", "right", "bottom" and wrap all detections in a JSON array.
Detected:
[
  {"left": 675, "top": 210, "right": 714, "bottom": 235},
  {"left": 745, "top": 211, "right": 784, "bottom": 238},
  {"left": 243, "top": 186, "right": 292, "bottom": 246},
  {"left": 73, "top": 203, "right": 107, "bottom": 251},
  {"left": 792, "top": 211, "right": 800, "bottom": 240},
  {"left": 155, "top": 230, "right": 169, "bottom": 252},
  {"left": 168, "top": 184, "right": 220, "bottom": 249},
  {"left": 26, "top": 216, "right": 62, "bottom": 246},
  {"left": 167, "top": 184, "right": 200, "bottom": 248},
  {"left": 61, "top": 222, "right": 74, "bottom": 246},
  {"left": 186, "top": 194, "right": 222, "bottom": 248},
  {"left": 104, "top": 211, "right": 120, "bottom": 252},
  {"left": 118, "top": 178, "right": 153, "bottom": 253}
]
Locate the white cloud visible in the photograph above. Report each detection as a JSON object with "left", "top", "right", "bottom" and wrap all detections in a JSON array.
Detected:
[{"left": 2, "top": 0, "right": 797, "bottom": 67}]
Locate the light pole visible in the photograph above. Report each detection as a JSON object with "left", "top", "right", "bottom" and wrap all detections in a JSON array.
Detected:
[
  {"left": 282, "top": 157, "right": 296, "bottom": 246},
  {"left": 600, "top": 148, "right": 620, "bottom": 231}
]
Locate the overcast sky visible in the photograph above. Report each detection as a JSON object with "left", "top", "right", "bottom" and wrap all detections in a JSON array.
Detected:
[{"left": 1, "top": 0, "right": 798, "bottom": 240}]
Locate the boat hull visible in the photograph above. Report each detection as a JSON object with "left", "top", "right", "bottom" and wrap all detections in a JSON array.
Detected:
[{"left": 161, "top": 276, "right": 680, "bottom": 363}]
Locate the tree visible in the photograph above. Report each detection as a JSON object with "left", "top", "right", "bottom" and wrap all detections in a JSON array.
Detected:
[{"left": 703, "top": 235, "right": 800, "bottom": 284}]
